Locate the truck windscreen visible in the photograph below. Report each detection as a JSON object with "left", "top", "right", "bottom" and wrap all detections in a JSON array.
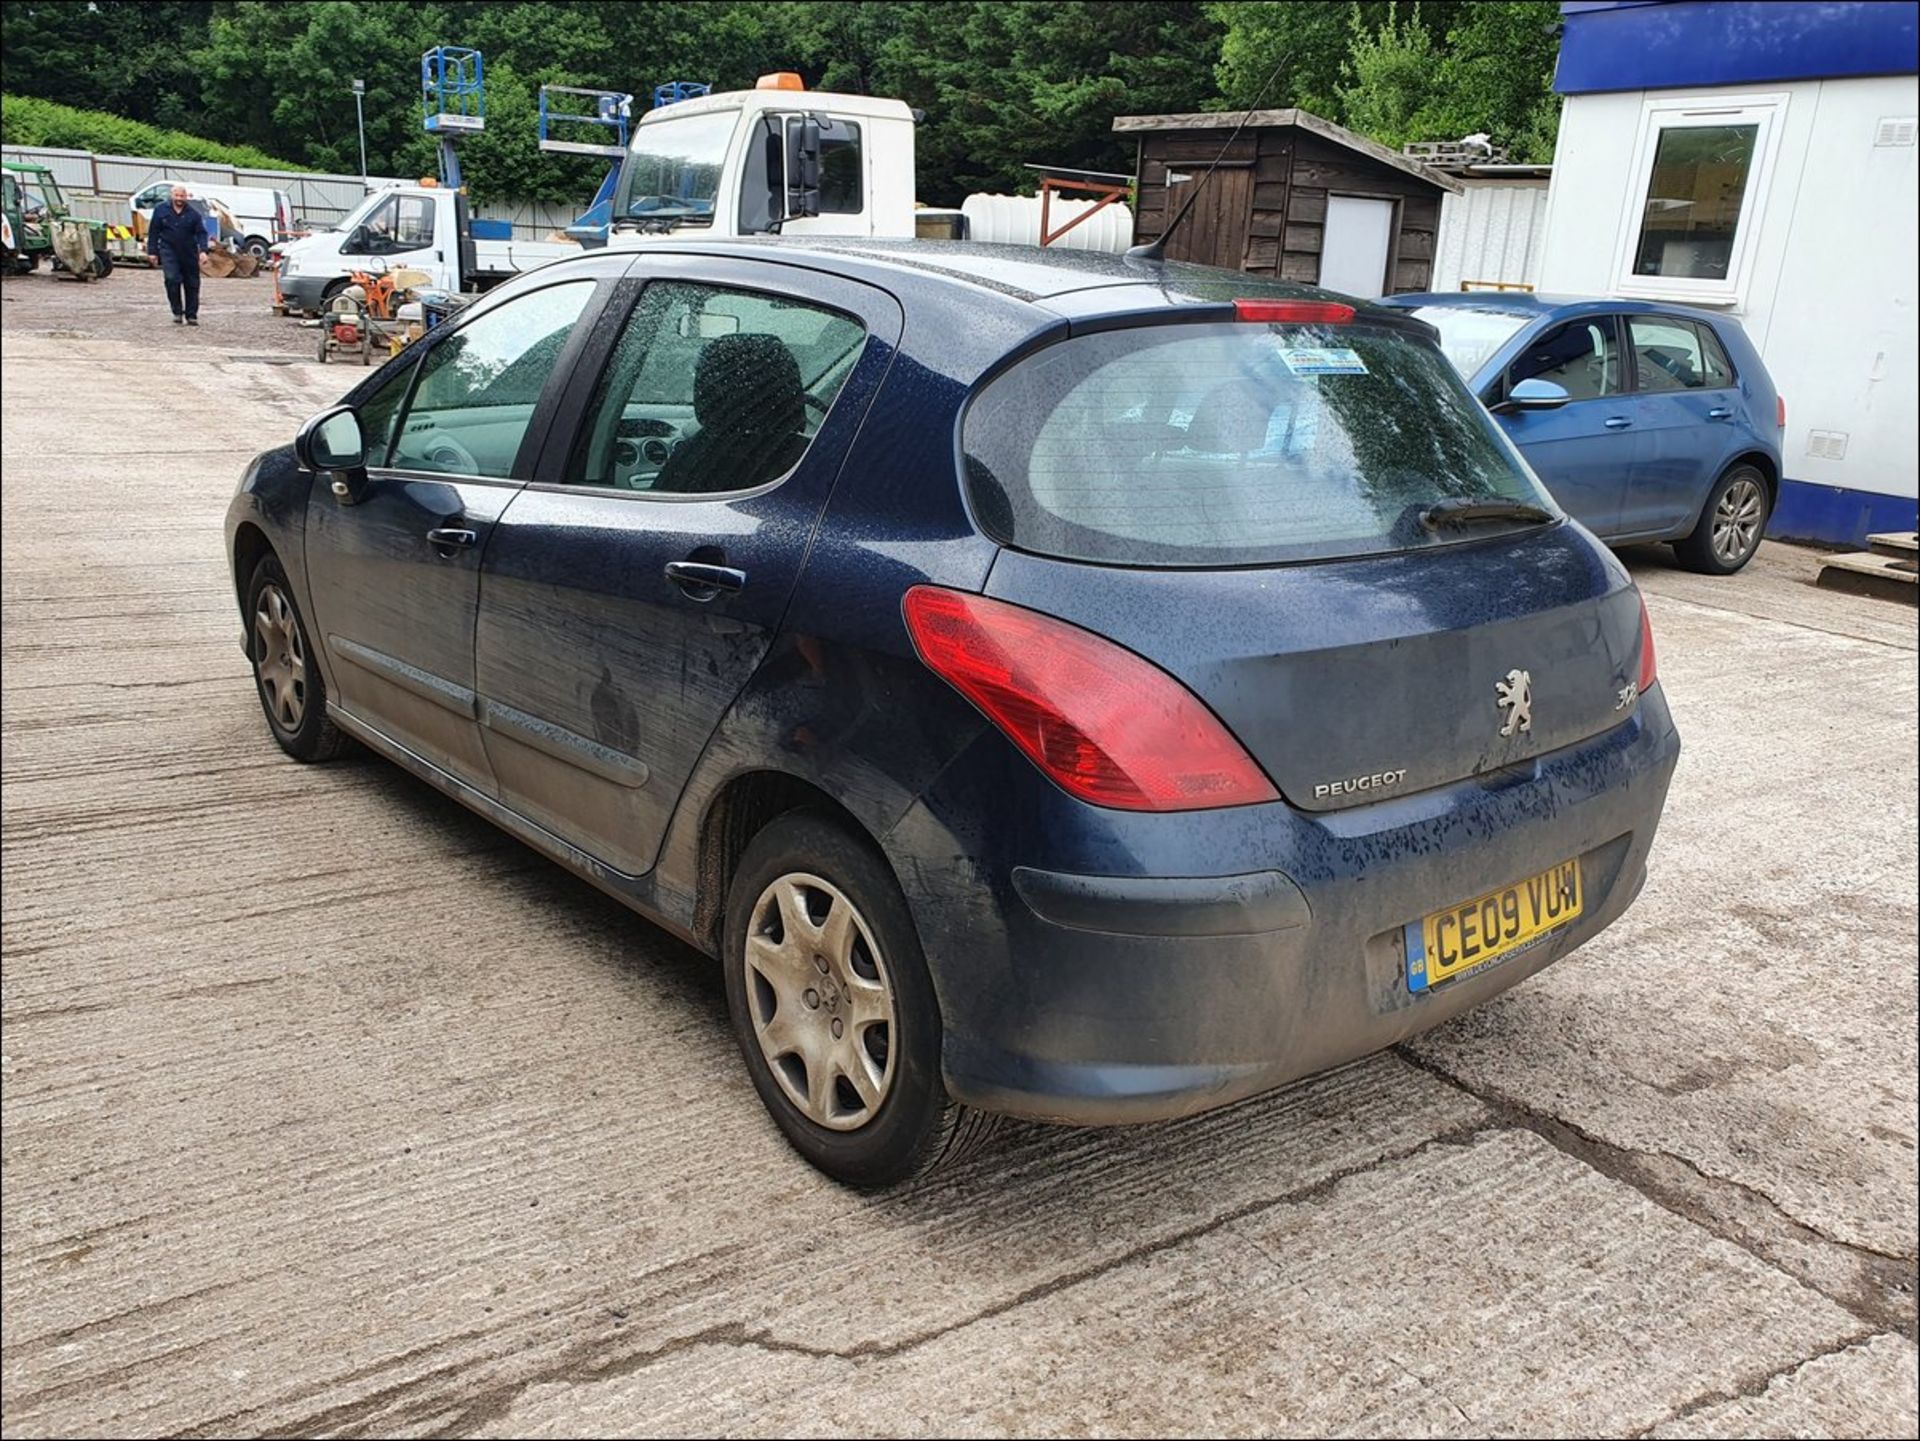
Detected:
[{"left": 615, "top": 110, "right": 733, "bottom": 230}]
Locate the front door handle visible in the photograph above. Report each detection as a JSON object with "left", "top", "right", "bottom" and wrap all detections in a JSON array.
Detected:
[
  {"left": 1707, "top": 406, "right": 1734, "bottom": 420},
  {"left": 1603, "top": 416, "right": 1633, "bottom": 430},
  {"left": 426, "top": 526, "right": 477, "bottom": 555},
  {"left": 665, "top": 560, "right": 746, "bottom": 599}
]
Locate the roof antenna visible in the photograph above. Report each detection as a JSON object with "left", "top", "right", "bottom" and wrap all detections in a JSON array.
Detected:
[{"left": 1128, "top": 53, "right": 1291, "bottom": 263}]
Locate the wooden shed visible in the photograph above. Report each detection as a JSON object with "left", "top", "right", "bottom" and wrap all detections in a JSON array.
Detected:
[{"left": 1112, "top": 109, "right": 1462, "bottom": 296}]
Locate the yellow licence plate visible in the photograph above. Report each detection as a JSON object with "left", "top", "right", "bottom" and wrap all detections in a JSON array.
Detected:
[{"left": 1406, "top": 859, "right": 1583, "bottom": 993}]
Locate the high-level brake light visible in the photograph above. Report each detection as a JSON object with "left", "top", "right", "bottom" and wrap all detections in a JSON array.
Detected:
[{"left": 1233, "top": 299, "right": 1355, "bottom": 324}]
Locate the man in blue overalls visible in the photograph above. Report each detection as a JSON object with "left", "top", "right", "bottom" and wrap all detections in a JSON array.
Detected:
[{"left": 146, "top": 184, "right": 208, "bottom": 326}]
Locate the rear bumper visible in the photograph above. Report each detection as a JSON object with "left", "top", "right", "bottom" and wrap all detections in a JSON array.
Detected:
[{"left": 885, "top": 688, "right": 1681, "bottom": 1126}]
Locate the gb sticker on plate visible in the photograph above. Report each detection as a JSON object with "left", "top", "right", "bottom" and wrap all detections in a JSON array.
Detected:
[{"left": 1279, "top": 347, "right": 1369, "bottom": 377}]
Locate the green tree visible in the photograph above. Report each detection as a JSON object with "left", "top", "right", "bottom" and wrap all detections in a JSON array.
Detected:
[
  {"left": 1423, "top": 0, "right": 1562, "bottom": 161},
  {"left": 0, "top": 1, "right": 214, "bottom": 128},
  {"left": 1334, "top": 4, "right": 1442, "bottom": 150},
  {"left": 1209, "top": 1, "right": 1462, "bottom": 117}
]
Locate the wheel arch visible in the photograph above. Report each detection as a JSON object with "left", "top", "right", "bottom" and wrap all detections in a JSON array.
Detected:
[
  {"left": 692, "top": 770, "right": 888, "bottom": 957},
  {"left": 231, "top": 520, "right": 275, "bottom": 619}
]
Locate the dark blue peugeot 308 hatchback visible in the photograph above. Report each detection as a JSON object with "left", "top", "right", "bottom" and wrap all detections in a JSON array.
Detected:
[{"left": 227, "top": 241, "right": 1680, "bottom": 1186}]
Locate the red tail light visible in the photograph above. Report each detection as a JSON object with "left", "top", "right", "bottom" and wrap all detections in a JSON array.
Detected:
[
  {"left": 1776, "top": 394, "right": 1786, "bottom": 430},
  {"left": 1637, "top": 592, "right": 1658, "bottom": 694},
  {"left": 1234, "top": 299, "right": 1354, "bottom": 325},
  {"left": 902, "top": 587, "right": 1278, "bottom": 812}
]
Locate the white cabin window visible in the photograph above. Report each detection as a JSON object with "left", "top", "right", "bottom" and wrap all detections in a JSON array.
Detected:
[{"left": 1615, "top": 94, "right": 1785, "bottom": 304}]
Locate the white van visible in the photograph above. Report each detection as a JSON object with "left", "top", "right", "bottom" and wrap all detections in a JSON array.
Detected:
[{"left": 129, "top": 180, "right": 292, "bottom": 259}]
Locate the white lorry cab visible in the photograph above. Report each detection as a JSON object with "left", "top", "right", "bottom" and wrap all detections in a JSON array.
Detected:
[
  {"left": 273, "top": 183, "right": 577, "bottom": 315},
  {"left": 604, "top": 77, "right": 918, "bottom": 244}
]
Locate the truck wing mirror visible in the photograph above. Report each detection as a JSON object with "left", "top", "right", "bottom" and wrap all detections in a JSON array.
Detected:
[{"left": 786, "top": 116, "right": 821, "bottom": 220}]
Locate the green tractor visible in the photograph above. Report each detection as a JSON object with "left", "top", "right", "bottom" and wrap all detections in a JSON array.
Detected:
[{"left": 1, "top": 162, "right": 113, "bottom": 278}]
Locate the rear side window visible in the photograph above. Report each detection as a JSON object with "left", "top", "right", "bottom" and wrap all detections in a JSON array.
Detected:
[
  {"left": 1696, "top": 323, "right": 1736, "bottom": 387},
  {"left": 963, "top": 321, "right": 1554, "bottom": 567},
  {"left": 566, "top": 280, "right": 867, "bottom": 494},
  {"left": 1629, "top": 316, "right": 1719, "bottom": 392}
]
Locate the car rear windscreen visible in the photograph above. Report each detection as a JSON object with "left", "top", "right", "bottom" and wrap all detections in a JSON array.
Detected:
[{"left": 962, "top": 320, "right": 1557, "bottom": 567}]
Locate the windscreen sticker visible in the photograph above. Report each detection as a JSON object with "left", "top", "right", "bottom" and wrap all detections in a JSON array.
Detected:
[{"left": 1279, "top": 347, "right": 1368, "bottom": 377}]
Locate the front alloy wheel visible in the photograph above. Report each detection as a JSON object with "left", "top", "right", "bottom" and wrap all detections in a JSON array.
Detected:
[{"left": 254, "top": 582, "right": 308, "bottom": 732}]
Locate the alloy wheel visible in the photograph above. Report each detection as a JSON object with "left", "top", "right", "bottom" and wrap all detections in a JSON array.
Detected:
[
  {"left": 1711, "top": 476, "right": 1765, "bottom": 566},
  {"left": 253, "top": 583, "right": 307, "bottom": 731},
  {"left": 744, "top": 872, "right": 897, "bottom": 1131}
]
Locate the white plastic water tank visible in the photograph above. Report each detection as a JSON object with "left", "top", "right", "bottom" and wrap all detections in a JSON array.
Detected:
[{"left": 961, "top": 193, "right": 1134, "bottom": 254}]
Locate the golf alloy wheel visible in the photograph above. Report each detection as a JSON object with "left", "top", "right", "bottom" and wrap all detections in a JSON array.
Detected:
[{"left": 1711, "top": 475, "right": 1766, "bottom": 567}]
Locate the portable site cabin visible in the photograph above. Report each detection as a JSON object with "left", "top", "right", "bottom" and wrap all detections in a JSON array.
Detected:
[
  {"left": 1537, "top": 0, "right": 1918, "bottom": 545},
  {"left": 1112, "top": 108, "right": 1461, "bottom": 298}
]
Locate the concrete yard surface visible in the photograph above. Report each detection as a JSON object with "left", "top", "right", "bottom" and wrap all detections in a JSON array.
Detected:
[{"left": 2, "top": 265, "right": 1917, "bottom": 1438}]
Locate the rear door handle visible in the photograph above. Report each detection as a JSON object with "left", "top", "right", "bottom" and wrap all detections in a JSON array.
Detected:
[
  {"left": 426, "top": 526, "right": 477, "bottom": 554},
  {"left": 1603, "top": 416, "right": 1633, "bottom": 430},
  {"left": 665, "top": 560, "right": 746, "bottom": 599},
  {"left": 1707, "top": 406, "right": 1734, "bottom": 420}
]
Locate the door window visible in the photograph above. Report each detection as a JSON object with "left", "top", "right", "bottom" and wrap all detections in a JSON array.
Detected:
[
  {"left": 1627, "top": 316, "right": 1721, "bottom": 393},
  {"left": 814, "top": 119, "right": 863, "bottom": 214},
  {"left": 389, "top": 280, "right": 597, "bottom": 478},
  {"left": 1507, "top": 319, "right": 1622, "bottom": 401},
  {"left": 566, "top": 280, "right": 867, "bottom": 494},
  {"left": 362, "top": 192, "right": 435, "bottom": 252}
]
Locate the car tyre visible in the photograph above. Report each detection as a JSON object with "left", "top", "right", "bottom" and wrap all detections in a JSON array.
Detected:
[
  {"left": 1674, "top": 462, "right": 1769, "bottom": 575},
  {"left": 722, "top": 809, "right": 998, "bottom": 1188},
  {"left": 245, "top": 554, "right": 349, "bottom": 762},
  {"left": 91, "top": 250, "right": 113, "bottom": 278}
]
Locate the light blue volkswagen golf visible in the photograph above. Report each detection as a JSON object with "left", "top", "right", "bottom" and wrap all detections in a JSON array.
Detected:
[{"left": 1381, "top": 293, "right": 1784, "bottom": 574}]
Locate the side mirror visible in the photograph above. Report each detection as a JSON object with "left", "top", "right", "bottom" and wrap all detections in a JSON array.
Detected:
[
  {"left": 1491, "top": 377, "right": 1571, "bottom": 414},
  {"left": 341, "top": 224, "right": 369, "bottom": 254},
  {"left": 785, "top": 116, "right": 821, "bottom": 220},
  {"left": 295, "top": 405, "right": 369, "bottom": 501}
]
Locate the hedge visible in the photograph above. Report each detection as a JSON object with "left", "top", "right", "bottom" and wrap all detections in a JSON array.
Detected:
[{"left": 0, "top": 94, "right": 305, "bottom": 172}]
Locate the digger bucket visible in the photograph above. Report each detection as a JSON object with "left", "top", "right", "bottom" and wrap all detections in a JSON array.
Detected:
[
  {"left": 50, "top": 219, "right": 97, "bottom": 281},
  {"left": 201, "top": 248, "right": 237, "bottom": 279}
]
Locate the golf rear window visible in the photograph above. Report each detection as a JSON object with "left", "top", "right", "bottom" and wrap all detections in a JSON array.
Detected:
[{"left": 962, "top": 321, "right": 1553, "bottom": 566}]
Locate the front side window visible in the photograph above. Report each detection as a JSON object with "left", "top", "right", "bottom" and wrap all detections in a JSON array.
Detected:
[
  {"left": 356, "top": 356, "right": 421, "bottom": 467},
  {"left": 363, "top": 193, "right": 434, "bottom": 251},
  {"left": 567, "top": 280, "right": 867, "bottom": 494},
  {"left": 390, "top": 281, "right": 597, "bottom": 478},
  {"left": 1508, "top": 320, "right": 1622, "bottom": 401},
  {"left": 963, "top": 321, "right": 1556, "bottom": 568},
  {"left": 1628, "top": 316, "right": 1722, "bottom": 393},
  {"left": 1619, "top": 98, "right": 1782, "bottom": 300}
]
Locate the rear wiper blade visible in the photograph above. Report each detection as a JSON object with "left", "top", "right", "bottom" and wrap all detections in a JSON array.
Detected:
[{"left": 1420, "top": 497, "right": 1557, "bottom": 530}]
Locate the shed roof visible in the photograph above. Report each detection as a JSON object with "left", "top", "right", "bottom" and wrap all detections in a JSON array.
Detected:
[{"left": 1111, "top": 108, "right": 1463, "bottom": 193}]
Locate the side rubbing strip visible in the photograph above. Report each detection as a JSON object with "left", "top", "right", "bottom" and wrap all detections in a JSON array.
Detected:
[
  {"left": 327, "top": 635, "right": 477, "bottom": 717},
  {"left": 478, "top": 699, "right": 651, "bottom": 789}
]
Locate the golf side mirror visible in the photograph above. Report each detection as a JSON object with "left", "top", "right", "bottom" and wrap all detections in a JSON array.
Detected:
[
  {"left": 295, "top": 405, "right": 369, "bottom": 502},
  {"left": 1492, "top": 378, "right": 1572, "bottom": 414}
]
